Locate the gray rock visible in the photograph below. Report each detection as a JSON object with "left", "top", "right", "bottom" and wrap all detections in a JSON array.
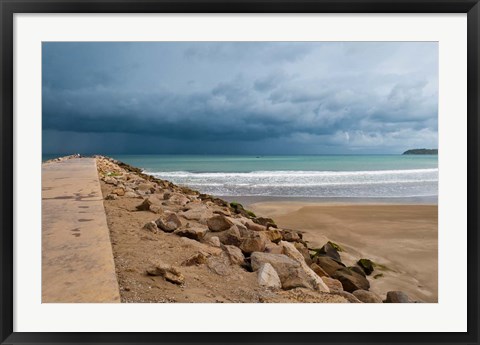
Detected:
[
  {"left": 181, "top": 205, "right": 213, "bottom": 223},
  {"left": 103, "top": 176, "right": 118, "bottom": 185},
  {"left": 332, "top": 267, "right": 370, "bottom": 292},
  {"left": 350, "top": 265, "right": 367, "bottom": 278},
  {"left": 316, "top": 241, "right": 341, "bottom": 261},
  {"left": 207, "top": 253, "right": 231, "bottom": 276},
  {"left": 253, "top": 217, "right": 277, "bottom": 228},
  {"left": 169, "top": 193, "right": 190, "bottom": 206},
  {"left": 264, "top": 242, "right": 283, "bottom": 254},
  {"left": 385, "top": 291, "right": 411, "bottom": 303},
  {"left": 245, "top": 220, "right": 266, "bottom": 232},
  {"left": 251, "top": 252, "right": 318, "bottom": 291},
  {"left": 264, "top": 229, "right": 282, "bottom": 243},
  {"left": 136, "top": 195, "right": 164, "bottom": 213},
  {"left": 357, "top": 258, "right": 375, "bottom": 275},
  {"left": 279, "top": 241, "right": 330, "bottom": 292},
  {"left": 294, "top": 242, "right": 312, "bottom": 265},
  {"left": 156, "top": 213, "right": 182, "bottom": 232},
  {"left": 310, "top": 263, "right": 329, "bottom": 277},
  {"left": 321, "top": 276, "right": 343, "bottom": 292},
  {"left": 136, "top": 182, "right": 156, "bottom": 193},
  {"left": 281, "top": 230, "right": 301, "bottom": 242},
  {"left": 314, "top": 256, "right": 346, "bottom": 276},
  {"left": 207, "top": 215, "right": 234, "bottom": 232},
  {"left": 257, "top": 263, "right": 281, "bottom": 289},
  {"left": 222, "top": 245, "right": 245, "bottom": 266},
  {"left": 251, "top": 252, "right": 300, "bottom": 273},
  {"left": 206, "top": 236, "right": 221, "bottom": 247},
  {"left": 215, "top": 226, "right": 243, "bottom": 246},
  {"left": 239, "top": 235, "right": 268, "bottom": 254}
]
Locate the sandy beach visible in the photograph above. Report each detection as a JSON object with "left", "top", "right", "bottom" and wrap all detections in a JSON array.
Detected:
[{"left": 249, "top": 202, "right": 438, "bottom": 302}]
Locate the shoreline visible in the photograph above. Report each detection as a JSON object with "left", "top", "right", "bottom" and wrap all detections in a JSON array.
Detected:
[{"left": 220, "top": 195, "right": 437, "bottom": 207}]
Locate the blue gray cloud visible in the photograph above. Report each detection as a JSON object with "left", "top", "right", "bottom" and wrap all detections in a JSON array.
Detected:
[{"left": 42, "top": 42, "right": 438, "bottom": 154}]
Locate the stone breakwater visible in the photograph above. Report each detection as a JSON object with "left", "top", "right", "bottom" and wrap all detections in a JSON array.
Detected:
[{"left": 95, "top": 155, "right": 417, "bottom": 303}]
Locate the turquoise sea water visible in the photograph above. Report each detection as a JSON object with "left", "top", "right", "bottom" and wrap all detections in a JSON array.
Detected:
[{"left": 43, "top": 154, "right": 438, "bottom": 199}]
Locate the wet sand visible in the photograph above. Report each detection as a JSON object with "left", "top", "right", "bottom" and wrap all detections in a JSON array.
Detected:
[{"left": 249, "top": 202, "right": 438, "bottom": 302}]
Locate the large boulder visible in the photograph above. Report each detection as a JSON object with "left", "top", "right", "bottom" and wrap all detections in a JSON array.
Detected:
[
  {"left": 207, "top": 253, "right": 231, "bottom": 276},
  {"left": 245, "top": 220, "right": 266, "bottom": 232},
  {"left": 253, "top": 217, "right": 277, "bottom": 228},
  {"left": 316, "top": 241, "right": 341, "bottom": 261},
  {"left": 310, "top": 263, "right": 329, "bottom": 277},
  {"left": 352, "top": 290, "right": 383, "bottom": 303},
  {"left": 264, "top": 229, "right": 282, "bottom": 243},
  {"left": 257, "top": 263, "right": 281, "bottom": 289},
  {"left": 167, "top": 193, "right": 190, "bottom": 206},
  {"left": 155, "top": 213, "right": 182, "bottom": 232},
  {"left": 136, "top": 182, "right": 156, "bottom": 193},
  {"left": 332, "top": 267, "right": 370, "bottom": 292},
  {"left": 264, "top": 242, "right": 283, "bottom": 254},
  {"left": 294, "top": 242, "right": 312, "bottom": 265},
  {"left": 180, "top": 205, "right": 213, "bottom": 224},
  {"left": 229, "top": 202, "right": 254, "bottom": 217},
  {"left": 207, "top": 215, "right": 234, "bottom": 232},
  {"left": 321, "top": 276, "right": 343, "bottom": 292},
  {"left": 314, "top": 256, "right": 346, "bottom": 276},
  {"left": 214, "top": 226, "right": 243, "bottom": 246},
  {"left": 103, "top": 176, "right": 118, "bottom": 185},
  {"left": 250, "top": 252, "right": 308, "bottom": 290},
  {"left": 279, "top": 241, "right": 330, "bottom": 293},
  {"left": 350, "top": 265, "right": 367, "bottom": 277},
  {"left": 239, "top": 235, "right": 268, "bottom": 254},
  {"left": 222, "top": 245, "right": 245, "bottom": 266},
  {"left": 206, "top": 236, "right": 221, "bottom": 247},
  {"left": 281, "top": 230, "right": 302, "bottom": 242},
  {"left": 357, "top": 259, "right": 375, "bottom": 276},
  {"left": 228, "top": 217, "right": 248, "bottom": 232},
  {"left": 136, "top": 195, "right": 164, "bottom": 213},
  {"left": 385, "top": 291, "right": 410, "bottom": 303},
  {"left": 174, "top": 227, "right": 207, "bottom": 241}
]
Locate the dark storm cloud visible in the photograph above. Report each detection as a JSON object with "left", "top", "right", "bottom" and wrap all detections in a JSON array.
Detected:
[{"left": 42, "top": 42, "right": 438, "bottom": 154}]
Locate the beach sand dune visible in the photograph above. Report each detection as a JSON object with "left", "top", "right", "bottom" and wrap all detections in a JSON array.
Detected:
[{"left": 250, "top": 202, "right": 438, "bottom": 302}]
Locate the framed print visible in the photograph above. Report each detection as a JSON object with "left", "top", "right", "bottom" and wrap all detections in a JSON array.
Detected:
[{"left": 1, "top": 0, "right": 479, "bottom": 344}]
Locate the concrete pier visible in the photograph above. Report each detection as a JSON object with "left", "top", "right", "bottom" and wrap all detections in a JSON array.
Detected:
[{"left": 42, "top": 158, "right": 120, "bottom": 303}]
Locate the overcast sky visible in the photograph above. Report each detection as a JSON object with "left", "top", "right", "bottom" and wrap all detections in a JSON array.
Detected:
[{"left": 42, "top": 42, "right": 438, "bottom": 155}]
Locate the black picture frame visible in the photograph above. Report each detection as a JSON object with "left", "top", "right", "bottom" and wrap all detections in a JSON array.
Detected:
[{"left": 1, "top": 1, "right": 479, "bottom": 344}]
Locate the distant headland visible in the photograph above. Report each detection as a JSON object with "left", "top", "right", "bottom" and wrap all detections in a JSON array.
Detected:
[{"left": 402, "top": 149, "right": 438, "bottom": 155}]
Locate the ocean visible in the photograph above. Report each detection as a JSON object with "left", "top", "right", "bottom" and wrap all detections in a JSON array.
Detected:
[
  {"left": 99, "top": 154, "right": 438, "bottom": 201},
  {"left": 43, "top": 154, "right": 438, "bottom": 200}
]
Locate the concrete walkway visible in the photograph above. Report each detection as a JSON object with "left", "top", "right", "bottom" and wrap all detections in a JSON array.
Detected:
[{"left": 42, "top": 158, "right": 120, "bottom": 303}]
